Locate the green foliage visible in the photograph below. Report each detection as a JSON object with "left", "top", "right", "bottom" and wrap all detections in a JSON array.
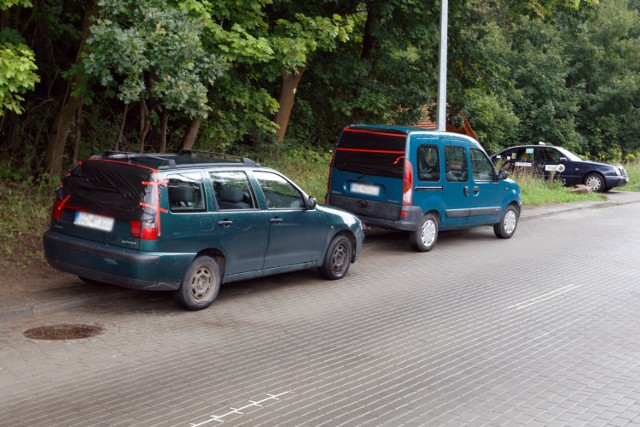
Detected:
[
  {"left": 85, "top": 0, "right": 226, "bottom": 117},
  {"left": 0, "top": 31, "right": 39, "bottom": 115},
  {"left": 0, "top": 0, "right": 32, "bottom": 10}
]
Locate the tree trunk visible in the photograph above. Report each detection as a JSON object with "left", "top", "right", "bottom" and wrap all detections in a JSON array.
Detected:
[
  {"left": 159, "top": 109, "right": 169, "bottom": 153},
  {"left": 274, "top": 66, "right": 306, "bottom": 143},
  {"left": 115, "top": 103, "right": 129, "bottom": 151},
  {"left": 180, "top": 117, "right": 202, "bottom": 151},
  {"left": 361, "top": 7, "right": 378, "bottom": 62},
  {"left": 43, "top": 0, "right": 97, "bottom": 180},
  {"left": 139, "top": 97, "right": 150, "bottom": 152}
]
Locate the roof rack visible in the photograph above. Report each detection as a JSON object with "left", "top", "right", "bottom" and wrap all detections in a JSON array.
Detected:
[
  {"left": 178, "top": 150, "right": 258, "bottom": 166},
  {"left": 98, "top": 151, "right": 177, "bottom": 167}
]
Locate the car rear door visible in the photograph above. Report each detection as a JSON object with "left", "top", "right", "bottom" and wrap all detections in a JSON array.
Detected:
[{"left": 207, "top": 170, "right": 270, "bottom": 276}]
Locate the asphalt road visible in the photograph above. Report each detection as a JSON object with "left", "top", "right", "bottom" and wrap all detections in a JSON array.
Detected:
[{"left": 1, "top": 200, "right": 640, "bottom": 426}]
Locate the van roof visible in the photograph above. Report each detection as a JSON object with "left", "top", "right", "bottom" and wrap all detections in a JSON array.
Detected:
[{"left": 344, "top": 124, "right": 480, "bottom": 144}]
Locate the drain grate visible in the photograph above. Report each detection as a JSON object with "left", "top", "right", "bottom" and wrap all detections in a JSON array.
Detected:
[{"left": 24, "top": 324, "right": 104, "bottom": 340}]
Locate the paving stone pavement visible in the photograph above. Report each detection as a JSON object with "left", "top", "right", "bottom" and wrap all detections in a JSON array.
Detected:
[{"left": 0, "top": 190, "right": 639, "bottom": 426}]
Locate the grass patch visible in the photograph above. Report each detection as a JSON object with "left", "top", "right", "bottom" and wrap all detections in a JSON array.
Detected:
[
  {"left": 246, "top": 144, "right": 333, "bottom": 201},
  {"left": 624, "top": 160, "right": 640, "bottom": 192},
  {"left": 0, "top": 181, "right": 52, "bottom": 267},
  {"left": 512, "top": 170, "right": 607, "bottom": 206}
]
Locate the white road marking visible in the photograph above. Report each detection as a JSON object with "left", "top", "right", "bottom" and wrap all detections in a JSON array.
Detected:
[
  {"left": 189, "top": 391, "right": 292, "bottom": 426},
  {"left": 508, "top": 284, "right": 582, "bottom": 310}
]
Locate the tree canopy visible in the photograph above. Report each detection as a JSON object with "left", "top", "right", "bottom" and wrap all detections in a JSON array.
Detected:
[{"left": 0, "top": 0, "right": 638, "bottom": 181}]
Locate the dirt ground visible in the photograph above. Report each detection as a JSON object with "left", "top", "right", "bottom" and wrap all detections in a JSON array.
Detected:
[{"left": 1, "top": 234, "right": 80, "bottom": 299}]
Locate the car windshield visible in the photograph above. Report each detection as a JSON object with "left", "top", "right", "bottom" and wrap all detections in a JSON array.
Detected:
[{"left": 555, "top": 146, "right": 582, "bottom": 161}]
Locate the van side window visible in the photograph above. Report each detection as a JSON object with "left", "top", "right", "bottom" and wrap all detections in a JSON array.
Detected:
[
  {"left": 417, "top": 145, "right": 440, "bottom": 182},
  {"left": 444, "top": 146, "right": 468, "bottom": 182},
  {"left": 470, "top": 148, "right": 495, "bottom": 181},
  {"left": 253, "top": 171, "right": 305, "bottom": 209},
  {"left": 210, "top": 171, "right": 256, "bottom": 210},
  {"left": 167, "top": 172, "right": 206, "bottom": 212}
]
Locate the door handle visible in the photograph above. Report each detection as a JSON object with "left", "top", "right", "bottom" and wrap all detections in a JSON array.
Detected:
[
  {"left": 218, "top": 220, "right": 233, "bottom": 227},
  {"left": 464, "top": 186, "right": 469, "bottom": 197},
  {"left": 270, "top": 217, "right": 283, "bottom": 224}
]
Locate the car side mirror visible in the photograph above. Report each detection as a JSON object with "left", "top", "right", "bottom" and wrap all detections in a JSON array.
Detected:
[
  {"left": 559, "top": 157, "right": 568, "bottom": 162},
  {"left": 306, "top": 197, "right": 317, "bottom": 210},
  {"left": 497, "top": 169, "right": 509, "bottom": 180}
]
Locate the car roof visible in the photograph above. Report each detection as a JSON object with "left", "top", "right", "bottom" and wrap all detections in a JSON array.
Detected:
[{"left": 90, "top": 150, "right": 260, "bottom": 170}]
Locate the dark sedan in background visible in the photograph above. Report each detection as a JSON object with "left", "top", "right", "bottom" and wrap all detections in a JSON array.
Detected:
[{"left": 491, "top": 144, "right": 629, "bottom": 192}]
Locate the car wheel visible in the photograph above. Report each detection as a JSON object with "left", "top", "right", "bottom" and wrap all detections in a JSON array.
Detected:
[
  {"left": 320, "top": 235, "right": 353, "bottom": 280},
  {"left": 584, "top": 172, "right": 605, "bottom": 193},
  {"left": 494, "top": 205, "right": 519, "bottom": 239},
  {"left": 410, "top": 213, "right": 438, "bottom": 252},
  {"left": 173, "top": 256, "right": 221, "bottom": 310}
]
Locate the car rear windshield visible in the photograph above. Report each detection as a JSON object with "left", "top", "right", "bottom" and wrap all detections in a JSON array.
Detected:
[
  {"left": 333, "top": 128, "right": 407, "bottom": 178},
  {"left": 57, "top": 159, "right": 158, "bottom": 222}
]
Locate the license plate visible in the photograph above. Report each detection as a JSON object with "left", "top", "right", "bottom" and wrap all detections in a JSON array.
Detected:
[
  {"left": 351, "top": 182, "right": 380, "bottom": 196},
  {"left": 74, "top": 211, "right": 115, "bottom": 232}
]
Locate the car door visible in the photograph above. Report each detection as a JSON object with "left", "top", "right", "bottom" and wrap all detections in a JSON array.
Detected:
[
  {"left": 467, "top": 148, "right": 503, "bottom": 226},
  {"left": 252, "top": 170, "right": 329, "bottom": 269},
  {"left": 441, "top": 142, "right": 471, "bottom": 228},
  {"left": 208, "top": 170, "right": 270, "bottom": 276},
  {"left": 537, "top": 146, "right": 581, "bottom": 186}
]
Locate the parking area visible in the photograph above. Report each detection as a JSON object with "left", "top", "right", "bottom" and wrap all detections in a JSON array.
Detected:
[{"left": 1, "top": 194, "right": 640, "bottom": 426}]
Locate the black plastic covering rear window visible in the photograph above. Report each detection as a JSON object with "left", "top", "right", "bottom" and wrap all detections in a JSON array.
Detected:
[
  {"left": 333, "top": 128, "right": 407, "bottom": 178},
  {"left": 57, "top": 159, "right": 158, "bottom": 222}
]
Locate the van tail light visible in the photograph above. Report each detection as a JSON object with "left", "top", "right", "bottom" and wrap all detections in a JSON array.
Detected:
[
  {"left": 402, "top": 159, "right": 413, "bottom": 207},
  {"left": 130, "top": 220, "right": 158, "bottom": 240},
  {"left": 51, "top": 196, "right": 70, "bottom": 221}
]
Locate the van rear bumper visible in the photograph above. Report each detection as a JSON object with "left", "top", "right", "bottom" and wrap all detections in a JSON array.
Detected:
[
  {"left": 357, "top": 207, "right": 423, "bottom": 231},
  {"left": 327, "top": 194, "right": 423, "bottom": 231}
]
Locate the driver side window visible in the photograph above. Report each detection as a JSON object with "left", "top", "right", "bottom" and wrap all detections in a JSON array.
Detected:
[
  {"left": 253, "top": 171, "right": 305, "bottom": 209},
  {"left": 470, "top": 148, "right": 495, "bottom": 181}
]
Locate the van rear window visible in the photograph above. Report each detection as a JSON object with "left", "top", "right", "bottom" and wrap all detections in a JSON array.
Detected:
[{"left": 334, "top": 128, "right": 406, "bottom": 178}]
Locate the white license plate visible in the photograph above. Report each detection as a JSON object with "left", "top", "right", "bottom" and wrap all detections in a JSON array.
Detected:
[
  {"left": 74, "top": 211, "right": 115, "bottom": 232},
  {"left": 351, "top": 182, "right": 380, "bottom": 196}
]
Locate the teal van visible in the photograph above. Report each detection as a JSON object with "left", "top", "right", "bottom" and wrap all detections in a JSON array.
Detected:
[{"left": 326, "top": 125, "right": 522, "bottom": 251}]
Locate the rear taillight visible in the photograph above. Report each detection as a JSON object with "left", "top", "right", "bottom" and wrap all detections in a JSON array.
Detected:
[
  {"left": 130, "top": 220, "right": 158, "bottom": 240},
  {"left": 402, "top": 159, "right": 413, "bottom": 206},
  {"left": 51, "top": 196, "right": 70, "bottom": 221}
]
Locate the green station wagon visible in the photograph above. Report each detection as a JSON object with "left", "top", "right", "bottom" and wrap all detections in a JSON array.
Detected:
[{"left": 43, "top": 151, "right": 364, "bottom": 310}]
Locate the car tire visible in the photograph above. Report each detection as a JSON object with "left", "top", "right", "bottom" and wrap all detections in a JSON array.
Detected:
[
  {"left": 410, "top": 213, "right": 438, "bottom": 252},
  {"left": 173, "top": 256, "right": 221, "bottom": 311},
  {"left": 320, "top": 234, "right": 353, "bottom": 280},
  {"left": 584, "top": 172, "right": 606, "bottom": 193},
  {"left": 494, "top": 205, "right": 519, "bottom": 239}
]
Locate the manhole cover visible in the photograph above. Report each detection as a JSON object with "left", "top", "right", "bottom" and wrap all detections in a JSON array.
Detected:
[{"left": 24, "top": 324, "right": 104, "bottom": 340}]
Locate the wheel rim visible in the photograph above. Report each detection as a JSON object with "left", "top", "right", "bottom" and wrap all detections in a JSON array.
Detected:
[
  {"left": 330, "top": 242, "right": 348, "bottom": 273},
  {"left": 585, "top": 175, "right": 602, "bottom": 191},
  {"left": 421, "top": 219, "right": 437, "bottom": 247},
  {"left": 189, "top": 265, "right": 216, "bottom": 302},
  {"left": 504, "top": 210, "right": 517, "bottom": 235}
]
